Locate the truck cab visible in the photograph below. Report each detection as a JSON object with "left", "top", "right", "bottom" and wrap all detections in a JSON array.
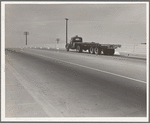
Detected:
[
  {"left": 66, "top": 35, "right": 82, "bottom": 50},
  {"left": 71, "top": 35, "right": 82, "bottom": 43},
  {"left": 70, "top": 35, "right": 82, "bottom": 48}
]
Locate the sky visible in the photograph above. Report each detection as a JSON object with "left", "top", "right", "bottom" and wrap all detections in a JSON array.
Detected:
[{"left": 5, "top": 3, "right": 147, "bottom": 48}]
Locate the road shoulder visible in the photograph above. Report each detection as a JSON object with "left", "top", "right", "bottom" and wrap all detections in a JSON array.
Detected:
[{"left": 5, "top": 62, "right": 49, "bottom": 117}]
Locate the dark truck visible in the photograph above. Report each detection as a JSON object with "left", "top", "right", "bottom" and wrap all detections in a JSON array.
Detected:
[{"left": 65, "top": 35, "right": 121, "bottom": 55}]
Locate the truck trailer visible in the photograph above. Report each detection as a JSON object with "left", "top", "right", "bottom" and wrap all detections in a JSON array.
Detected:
[{"left": 65, "top": 35, "right": 121, "bottom": 55}]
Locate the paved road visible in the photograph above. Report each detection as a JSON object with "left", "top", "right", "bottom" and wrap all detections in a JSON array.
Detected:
[{"left": 5, "top": 48, "right": 147, "bottom": 117}]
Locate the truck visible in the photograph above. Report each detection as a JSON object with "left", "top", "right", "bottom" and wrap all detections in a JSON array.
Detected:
[{"left": 65, "top": 35, "right": 121, "bottom": 55}]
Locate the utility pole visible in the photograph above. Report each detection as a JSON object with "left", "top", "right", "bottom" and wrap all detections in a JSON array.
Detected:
[
  {"left": 65, "top": 18, "right": 68, "bottom": 45},
  {"left": 24, "top": 31, "right": 29, "bottom": 45}
]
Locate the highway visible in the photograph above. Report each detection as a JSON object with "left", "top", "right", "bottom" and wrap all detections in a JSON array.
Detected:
[{"left": 5, "top": 48, "right": 147, "bottom": 117}]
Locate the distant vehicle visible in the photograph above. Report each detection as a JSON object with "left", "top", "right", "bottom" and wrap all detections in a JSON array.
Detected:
[{"left": 65, "top": 35, "right": 121, "bottom": 55}]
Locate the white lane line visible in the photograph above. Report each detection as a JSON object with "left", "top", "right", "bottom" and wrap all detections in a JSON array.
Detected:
[{"left": 21, "top": 50, "right": 146, "bottom": 84}]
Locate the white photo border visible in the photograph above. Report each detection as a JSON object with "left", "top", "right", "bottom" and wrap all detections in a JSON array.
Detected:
[{"left": 1, "top": 1, "right": 149, "bottom": 122}]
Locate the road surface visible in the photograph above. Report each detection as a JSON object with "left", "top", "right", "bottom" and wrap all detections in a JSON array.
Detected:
[{"left": 5, "top": 48, "right": 147, "bottom": 117}]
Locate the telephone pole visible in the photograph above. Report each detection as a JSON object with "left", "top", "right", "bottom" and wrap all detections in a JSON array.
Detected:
[
  {"left": 24, "top": 31, "right": 29, "bottom": 45},
  {"left": 65, "top": 18, "right": 68, "bottom": 44}
]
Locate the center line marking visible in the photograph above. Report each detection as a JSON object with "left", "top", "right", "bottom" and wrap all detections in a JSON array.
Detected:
[{"left": 21, "top": 50, "right": 146, "bottom": 84}]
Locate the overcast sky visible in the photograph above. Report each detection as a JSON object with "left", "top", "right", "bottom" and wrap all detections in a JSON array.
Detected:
[{"left": 5, "top": 3, "right": 147, "bottom": 47}]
